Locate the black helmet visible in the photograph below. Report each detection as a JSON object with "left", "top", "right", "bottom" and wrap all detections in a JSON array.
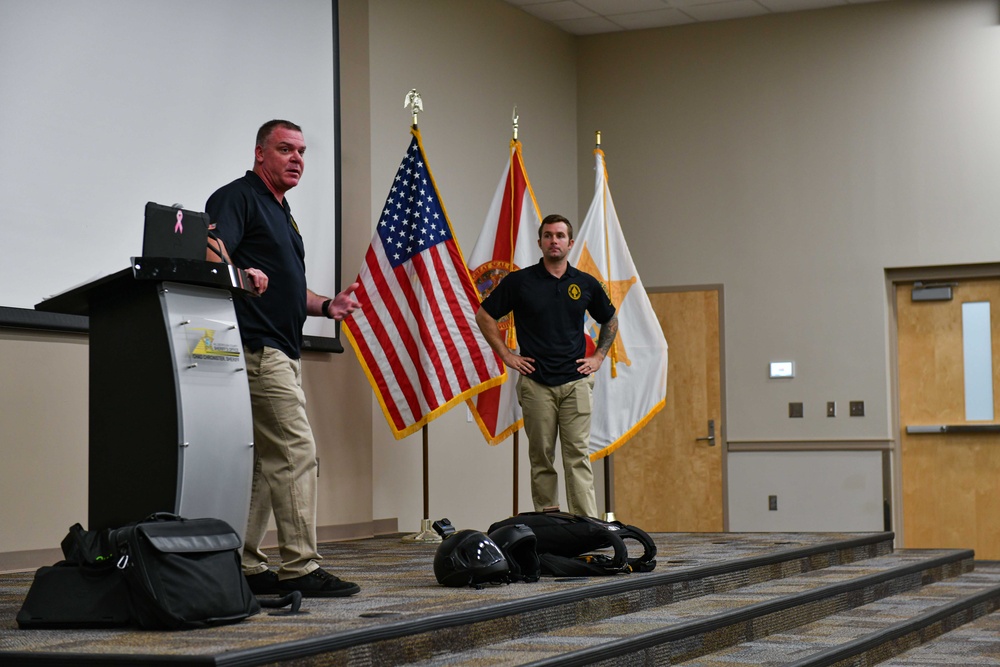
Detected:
[
  {"left": 433, "top": 529, "right": 509, "bottom": 587},
  {"left": 488, "top": 523, "right": 540, "bottom": 583}
]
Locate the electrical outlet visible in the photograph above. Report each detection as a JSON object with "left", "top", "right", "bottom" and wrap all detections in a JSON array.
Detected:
[
  {"left": 850, "top": 400, "right": 865, "bottom": 417},
  {"left": 768, "top": 495, "right": 778, "bottom": 511},
  {"left": 789, "top": 402, "right": 803, "bottom": 418},
  {"left": 827, "top": 401, "right": 836, "bottom": 417}
]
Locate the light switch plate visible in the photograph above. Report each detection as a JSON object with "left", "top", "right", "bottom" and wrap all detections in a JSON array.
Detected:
[{"left": 770, "top": 361, "right": 795, "bottom": 378}]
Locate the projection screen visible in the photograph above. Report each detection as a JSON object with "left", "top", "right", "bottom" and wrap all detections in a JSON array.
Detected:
[{"left": 0, "top": 0, "right": 343, "bottom": 350}]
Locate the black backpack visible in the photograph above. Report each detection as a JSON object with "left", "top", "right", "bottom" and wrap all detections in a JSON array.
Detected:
[{"left": 488, "top": 512, "right": 657, "bottom": 577}]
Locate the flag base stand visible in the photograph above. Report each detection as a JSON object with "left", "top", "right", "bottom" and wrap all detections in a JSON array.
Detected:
[
  {"left": 602, "top": 512, "right": 616, "bottom": 523},
  {"left": 401, "top": 518, "right": 442, "bottom": 544}
]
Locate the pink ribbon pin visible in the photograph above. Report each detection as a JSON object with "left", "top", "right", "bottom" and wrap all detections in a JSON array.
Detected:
[{"left": 175, "top": 210, "right": 184, "bottom": 233}]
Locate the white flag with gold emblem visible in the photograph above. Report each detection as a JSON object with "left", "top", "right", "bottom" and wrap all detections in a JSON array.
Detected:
[{"left": 568, "top": 147, "right": 669, "bottom": 460}]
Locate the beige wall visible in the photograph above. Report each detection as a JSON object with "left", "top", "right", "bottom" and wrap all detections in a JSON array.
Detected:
[
  {"left": 6, "top": 0, "right": 1000, "bottom": 566},
  {"left": 576, "top": 0, "right": 1000, "bottom": 442},
  {"left": 570, "top": 0, "right": 1000, "bottom": 533},
  {"left": 0, "top": 331, "right": 88, "bottom": 563}
]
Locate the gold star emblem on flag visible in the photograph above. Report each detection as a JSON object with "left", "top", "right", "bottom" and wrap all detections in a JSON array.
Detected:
[{"left": 577, "top": 241, "right": 636, "bottom": 367}]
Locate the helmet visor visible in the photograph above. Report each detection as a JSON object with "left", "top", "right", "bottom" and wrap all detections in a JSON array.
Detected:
[{"left": 454, "top": 535, "right": 505, "bottom": 569}]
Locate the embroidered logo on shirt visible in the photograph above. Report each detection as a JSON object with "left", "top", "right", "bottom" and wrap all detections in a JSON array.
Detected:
[{"left": 568, "top": 284, "right": 582, "bottom": 300}]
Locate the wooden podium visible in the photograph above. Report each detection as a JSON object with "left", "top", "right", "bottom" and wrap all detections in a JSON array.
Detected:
[{"left": 36, "top": 258, "right": 256, "bottom": 539}]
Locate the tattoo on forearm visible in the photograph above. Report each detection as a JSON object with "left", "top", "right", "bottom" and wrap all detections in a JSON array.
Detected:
[{"left": 596, "top": 315, "right": 618, "bottom": 356}]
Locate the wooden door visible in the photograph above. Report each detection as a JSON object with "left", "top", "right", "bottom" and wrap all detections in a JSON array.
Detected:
[
  {"left": 897, "top": 278, "right": 1000, "bottom": 559},
  {"left": 613, "top": 289, "right": 724, "bottom": 532}
]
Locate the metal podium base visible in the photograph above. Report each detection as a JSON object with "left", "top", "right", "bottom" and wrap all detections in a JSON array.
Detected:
[{"left": 401, "top": 518, "right": 443, "bottom": 543}]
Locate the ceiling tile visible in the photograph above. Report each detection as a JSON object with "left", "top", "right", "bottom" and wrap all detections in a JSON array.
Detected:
[
  {"left": 679, "top": 0, "right": 769, "bottom": 22},
  {"left": 577, "top": 0, "right": 673, "bottom": 13},
  {"left": 758, "top": 0, "right": 847, "bottom": 11},
  {"left": 553, "top": 15, "right": 626, "bottom": 34},
  {"left": 612, "top": 8, "right": 696, "bottom": 30},
  {"left": 503, "top": 0, "right": 894, "bottom": 35},
  {"left": 517, "top": 1, "right": 596, "bottom": 22}
]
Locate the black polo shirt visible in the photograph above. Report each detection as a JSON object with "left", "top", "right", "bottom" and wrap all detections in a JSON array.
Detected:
[
  {"left": 206, "top": 171, "right": 307, "bottom": 359},
  {"left": 481, "top": 260, "right": 615, "bottom": 387}
]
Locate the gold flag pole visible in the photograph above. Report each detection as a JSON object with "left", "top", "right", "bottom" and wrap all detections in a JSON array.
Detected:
[
  {"left": 596, "top": 130, "right": 617, "bottom": 523},
  {"left": 511, "top": 106, "right": 521, "bottom": 516},
  {"left": 400, "top": 89, "right": 441, "bottom": 544},
  {"left": 596, "top": 130, "right": 617, "bottom": 372},
  {"left": 402, "top": 424, "right": 441, "bottom": 542},
  {"left": 508, "top": 107, "right": 520, "bottom": 341}
]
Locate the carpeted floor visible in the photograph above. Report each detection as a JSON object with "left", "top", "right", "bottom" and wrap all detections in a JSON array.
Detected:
[{"left": 0, "top": 533, "right": 891, "bottom": 664}]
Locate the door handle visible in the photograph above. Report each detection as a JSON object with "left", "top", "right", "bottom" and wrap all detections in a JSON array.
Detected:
[{"left": 696, "top": 419, "right": 716, "bottom": 446}]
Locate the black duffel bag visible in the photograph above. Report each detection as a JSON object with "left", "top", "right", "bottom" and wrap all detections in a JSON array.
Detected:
[
  {"left": 17, "top": 523, "right": 130, "bottom": 629},
  {"left": 16, "top": 560, "right": 131, "bottom": 629},
  {"left": 110, "top": 513, "right": 260, "bottom": 630}
]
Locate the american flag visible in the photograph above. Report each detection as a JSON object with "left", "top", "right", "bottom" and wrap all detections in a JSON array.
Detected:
[{"left": 344, "top": 129, "right": 505, "bottom": 439}]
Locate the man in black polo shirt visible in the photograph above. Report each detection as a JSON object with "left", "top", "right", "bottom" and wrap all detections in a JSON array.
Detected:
[
  {"left": 205, "top": 120, "right": 361, "bottom": 597},
  {"left": 476, "top": 214, "right": 618, "bottom": 517}
]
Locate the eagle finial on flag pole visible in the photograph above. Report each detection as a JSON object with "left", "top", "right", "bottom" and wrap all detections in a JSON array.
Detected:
[{"left": 404, "top": 89, "right": 423, "bottom": 128}]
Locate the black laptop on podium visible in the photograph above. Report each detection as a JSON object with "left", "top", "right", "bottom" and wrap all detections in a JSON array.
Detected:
[{"left": 141, "top": 202, "right": 209, "bottom": 260}]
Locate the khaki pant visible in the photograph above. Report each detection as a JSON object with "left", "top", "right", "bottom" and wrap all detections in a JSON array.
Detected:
[
  {"left": 517, "top": 375, "right": 598, "bottom": 517},
  {"left": 241, "top": 347, "right": 321, "bottom": 579}
]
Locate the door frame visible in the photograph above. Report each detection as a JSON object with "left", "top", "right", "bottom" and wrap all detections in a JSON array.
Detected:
[
  {"left": 642, "top": 283, "right": 729, "bottom": 530},
  {"left": 885, "top": 261, "right": 1000, "bottom": 548}
]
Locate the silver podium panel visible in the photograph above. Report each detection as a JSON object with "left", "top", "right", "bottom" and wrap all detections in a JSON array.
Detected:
[{"left": 160, "top": 282, "right": 254, "bottom": 543}]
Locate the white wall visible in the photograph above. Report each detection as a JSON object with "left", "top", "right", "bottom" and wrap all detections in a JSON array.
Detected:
[{"left": 728, "top": 451, "right": 885, "bottom": 532}]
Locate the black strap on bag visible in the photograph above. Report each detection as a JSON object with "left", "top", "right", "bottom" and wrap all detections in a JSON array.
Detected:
[
  {"left": 488, "top": 511, "right": 657, "bottom": 576},
  {"left": 60, "top": 522, "right": 113, "bottom": 565},
  {"left": 110, "top": 513, "right": 261, "bottom": 630}
]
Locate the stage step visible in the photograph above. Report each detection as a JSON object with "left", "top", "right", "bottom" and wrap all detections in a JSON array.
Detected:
[
  {"left": 2, "top": 532, "right": 929, "bottom": 666},
  {"left": 674, "top": 561, "right": 1000, "bottom": 667},
  {"left": 341, "top": 532, "right": 894, "bottom": 667},
  {"left": 397, "top": 549, "right": 976, "bottom": 667},
  {"left": 879, "top": 581, "right": 1000, "bottom": 666}
]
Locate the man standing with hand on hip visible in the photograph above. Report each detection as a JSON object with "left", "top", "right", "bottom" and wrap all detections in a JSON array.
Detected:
[{"left": 476, "top": 214, "right": 618, "bottom": 518}]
